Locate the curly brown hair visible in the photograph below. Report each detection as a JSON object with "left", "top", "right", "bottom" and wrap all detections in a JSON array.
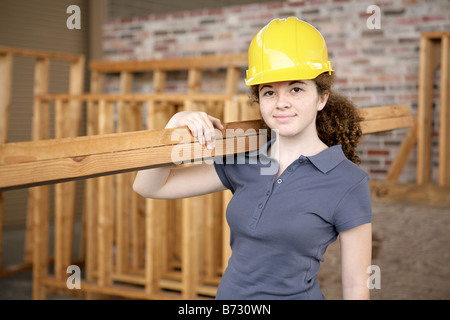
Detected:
[{"left": 249, "top": 72, "right": 363, "bottom": 164}]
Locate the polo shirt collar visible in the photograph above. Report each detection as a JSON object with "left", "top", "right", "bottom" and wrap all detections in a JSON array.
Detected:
[
  {"left": 254, "top": 135, "right": 347, "bottom": 174},
  {"left": 306, "top": 145, "right": 347, "bottom": 174}
]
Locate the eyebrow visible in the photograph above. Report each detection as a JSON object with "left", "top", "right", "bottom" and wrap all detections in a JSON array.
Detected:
[
  {"left": 289, "top": 81, "right": 306, "bottom": 86},
  {"left": 259, "top": 81, "right": 306, "bottom": 91}
]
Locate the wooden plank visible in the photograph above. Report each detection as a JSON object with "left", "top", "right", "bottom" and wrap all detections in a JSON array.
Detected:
[
  {"left": 360, "top": 115, "right": 414, "bottom": 134},
  {"left": 421, "top": 31, "right": 450, "bottom": 40},
  {"left": 97, "top": 100, "right": 114, "bottom": 287},
  {"left": 187, "top": 68, "right": 202, "bottom": 94},
  {"left": 144, "top": 74, "right": 167, "bottom": 294},
  {"left": 31, "top": 181, "right": 49, "bottom": 300},
  {"left": 359, "top": 104, "right": 413, "bottom": 134},
  {"left": 116, "top": 71, "right": 133, "bottom": 275},
  {"left": 54, "top": 56, "right": 84, "bottom": 279},
  {"left": 182, "top": 67, "right": 203, "bottom": 298},
  {"left": 0, "top": 120, "right": 260, "bottom": 166},
  {"left": 159, "top": 277, "right": 217, "bottom": 297},
  {"left": 0, "top": 45, "right": 82, "bottom": 62},
  {"left": 85, "top": 71, "right": 102, "bottom": 297},
  {"left": 0, "top": 191, "right": 3, "bottom": 271},
  {"left": 222, "top": 66, "right": 241, "bottom": 273},
  {"left": 131, "top": 118, "right": 144, "bottom": 270},
  {"left": 26, "top": 58, "right": 51, "bottom": 265},
  {"left": 145, "top": 98, "right": 175, "bottom": 294},
  {"left": 33, "top": 93, "right": 416, "bottom": 129},
  {"left": 89, "top": 53, "right": 247, "bottom": 73},
  {"left": 37, "top": 92, "right": 233, "bottom": 102},
  {"left": 370, "top": 180, "right": 450, "bottom": 207},
  {"left": 417, "top": 37, "right": 438, "bottom": 184},
  {"left": 54, "top": 99, "right": 70, "bottom": 280},
  {"left": 386, "top": 120, "right": 418, "bottom": 182},
  {"left": 181, "top": 194, "right": 200, "bottom": 298},
  {"left": 28, "top": 58, "right": 50, "bottom": 300},
  {"left": 0, "top": 52, "right": 13, "bottom": 272},
  {"left": 153, "top": 70, "right": 167, "bottom": 93},
  {"left": 224, "top": 67, "right": 240, "bottom": 123},
  {"left": 439, "top": 36, "right": 450, "bottom": 186},
  {"left": 39, "top": 277, "right": 186, "bottom": 300},
  {"left": 67, "top": 54, "right": 86, "bottom": 250},
  {"left": 0, "top": 53, "right": 13, "bottom": 144},
  {"left": 0, "top": 105, "right": 412, "bottom": 191},
  {"left": 358, "top": 104, "right": 411, "bottom": 120},
  {"left": 150, "top": 77, "right": 173, "bottom": 289},
  {"left": 144, "top": 192, "right": 158, "bottom": 293}
]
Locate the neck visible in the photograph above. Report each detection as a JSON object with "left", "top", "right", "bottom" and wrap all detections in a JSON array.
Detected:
[{"left": 269, "top": 131, "right": 328, "bottom": 165}]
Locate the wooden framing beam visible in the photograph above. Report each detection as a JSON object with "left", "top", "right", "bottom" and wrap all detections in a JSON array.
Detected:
[
  {"left": 0, "top": 51, "right": 13, "bottom": 273},
  {"left": 439, "top": 35, "right": 450, "bottom": 186},
  {"left": 37, "top": 93, "right": 233, "bottom": 102},
  {"left": 54, "top": 54, "right": 85, "bottom": 280},
  {"left": 359, "top": 104, "right": 413, "bottom": 134},
  {"left": 417, "top": 36, "right": 441, "bottom": 184},
  {"left": 0, "top": 120, "right": 263, "bottom": 191},
  {"left": 29, "top": 57, "right": 50, "bottom": 300},
  {"left": 89, "top": 53, "right": 247, "bottom": 73},
  {"left": 0, "top": 104, "right": 413, "bottom": 191},
  {"left": 370, "top": 180, "right": 450, "bottom": 207},
  {"left": 0, "top": 46, "right": 82, "bottom": 62}
]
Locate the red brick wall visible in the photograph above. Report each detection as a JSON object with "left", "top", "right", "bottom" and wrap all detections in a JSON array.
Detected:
[{"left": 102, "top": 0, "right": 450, "bottom": 183}]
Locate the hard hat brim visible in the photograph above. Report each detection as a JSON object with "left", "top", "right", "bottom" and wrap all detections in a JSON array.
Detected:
[{"left": 245, "top": 64, "right": 334, "bottom": 86}]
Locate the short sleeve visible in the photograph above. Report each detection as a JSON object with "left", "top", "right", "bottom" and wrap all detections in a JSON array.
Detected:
[
  {"left": 333, "top": 175, "right": 372, "bottom": 232},
  {"left": 213, "top": 156, "right": 234, "bottom": 193}
]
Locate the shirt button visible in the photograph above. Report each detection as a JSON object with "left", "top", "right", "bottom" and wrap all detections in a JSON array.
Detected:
[
  {"left": 258, "top": 203, "right": 263, "bottom": 209},
  {"left": 287, "top": 167, "right": 293, "bottom": 172},
  {"left": 277, "top": 178, "right": 282, "bottom": 184},
  {"left": 266, "top": 190, "right": 270, "bottom": 196}
]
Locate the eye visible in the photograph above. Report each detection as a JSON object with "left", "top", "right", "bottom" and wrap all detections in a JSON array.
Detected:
[
  {"left": 262, "top": 90, "right": 275, "bottom": 97},
  {"left": 291, "top": 87, "right": 302, "bottom": 94}
]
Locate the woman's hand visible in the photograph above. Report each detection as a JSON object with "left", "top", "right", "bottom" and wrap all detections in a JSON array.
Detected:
[
  {"left": 165, "top": 111, "right": 224, "bottom": 150},
  {"left": 133, "top": 111, "right": 227, "bottom": 199}
]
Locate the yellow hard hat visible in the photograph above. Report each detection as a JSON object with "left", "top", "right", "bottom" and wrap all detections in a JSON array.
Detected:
[{"left": 245, "top": 17, "right": 334, "bottom": 86}]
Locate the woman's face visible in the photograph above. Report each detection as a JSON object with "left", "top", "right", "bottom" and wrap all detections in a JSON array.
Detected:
[{"left": 258, "top": 79, "right": 328, "bottom": 139}]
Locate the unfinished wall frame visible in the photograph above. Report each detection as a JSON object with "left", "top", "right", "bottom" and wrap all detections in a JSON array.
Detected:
[
  {"left": 83, "top": 54, "right": 255, "bottom": 299},
  {"left": 2, "top": 40, "right": 449, "bottom": 299},
  {"left": 417, "top": 31, "right": 450, "bottom": 186},
  {"left": 0, "top": 47, "right": 84, "bottom": 282},
  {"left": 384, "top": 31, "right": 450, "bottom": 187}
]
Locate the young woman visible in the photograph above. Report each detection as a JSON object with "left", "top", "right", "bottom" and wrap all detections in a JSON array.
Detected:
[{"left": 133, "top": 17, "right": 372, "bottom": 300}]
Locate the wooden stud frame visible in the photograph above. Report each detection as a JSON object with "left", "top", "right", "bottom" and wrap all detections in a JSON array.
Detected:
[
  {"left": 5, "top": 43, "right": 450, "bottom": 299},
  {"left": 0, "top": 47, "right": 84, "bottom": 288},
  {"left": 416, "top": 31, "right": 450, "bottom": 186}
]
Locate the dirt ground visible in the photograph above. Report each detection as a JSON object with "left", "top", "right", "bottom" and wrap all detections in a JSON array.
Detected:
[
  {"left": 1, "top": 198, "right": 449, "bottom": 300},
  {"left": 318, "top": 199, "right": 450, "bottom": 300}
]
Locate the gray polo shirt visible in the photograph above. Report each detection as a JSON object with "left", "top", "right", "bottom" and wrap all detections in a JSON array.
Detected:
[{"left": 213, "top": 141, "right": 372, "bottom": 300}]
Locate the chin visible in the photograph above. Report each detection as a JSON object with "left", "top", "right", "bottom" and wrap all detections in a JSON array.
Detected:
[{"left": 272, "top": 127, "right": 301, "bottom": 138}]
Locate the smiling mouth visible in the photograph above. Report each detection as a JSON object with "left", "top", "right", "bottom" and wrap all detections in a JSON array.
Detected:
[{"left": 273, "top": 114, "right": 297, "bottom": 122}]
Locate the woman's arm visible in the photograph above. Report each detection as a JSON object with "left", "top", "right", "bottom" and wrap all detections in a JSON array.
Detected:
[
  {"left": 133, "top": 162, "right": 227, "bottom": 199},
  {"left": 133, "top": 111, "right": 227, "bottom": 199},
  {"left": 339, "top": 222, "right": 372, "bottom": 300}
]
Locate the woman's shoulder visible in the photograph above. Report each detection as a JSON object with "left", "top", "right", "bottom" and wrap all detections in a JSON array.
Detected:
[
  {"left": 335, "top": 157, "right": 370, "bottom": 188},
  {"left": 316, "top": 145, "right": 370, "bottom": 186}
]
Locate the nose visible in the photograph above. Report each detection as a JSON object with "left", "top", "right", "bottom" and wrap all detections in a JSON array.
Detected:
[{"left": 276, "top": 91, "right": 291, "bottom": 110}]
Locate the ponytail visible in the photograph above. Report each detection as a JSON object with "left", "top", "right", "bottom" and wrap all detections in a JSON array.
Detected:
[{"left": 316, "top": 90, "right": 363, "bottom": 164}]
